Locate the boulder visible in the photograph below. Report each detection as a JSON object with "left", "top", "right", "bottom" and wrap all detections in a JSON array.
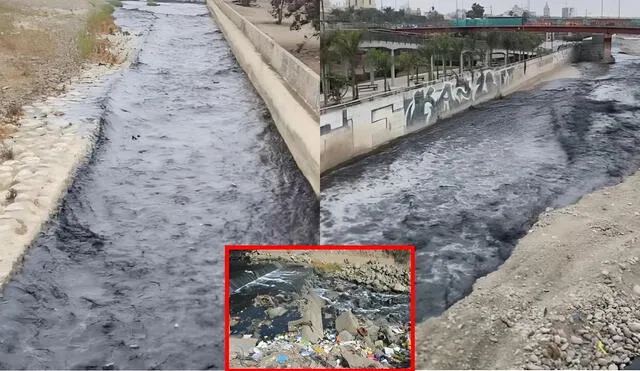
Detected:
[
  {"left": 266, "top": 307, "right": 287, "bottom": 319},
  {"left": 340, "top": 345, "right": 379, "bottom": 368},
  {"left": 336, "top": 310, "right": 359, "bottom": 335},
  {"left": 338, "top": 330, "right": 354, "bottom": 342}
]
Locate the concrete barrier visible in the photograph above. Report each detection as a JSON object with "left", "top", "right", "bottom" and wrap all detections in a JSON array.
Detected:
[
  {"left": 320, "top": 47, "right": 576, "bottom": 172},
  {"left": 207, "top": 0, "right": 319, "bottom": 195},
  {"left": 208, "top": 0, "right": 319, "bottom": 116}
]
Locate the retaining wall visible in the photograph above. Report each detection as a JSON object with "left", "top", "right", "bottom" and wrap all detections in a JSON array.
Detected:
[
  {"left": 207, "top": 0, "right": 319, "bottom": 195},
  {"left": 320, "top": 47, "right": 576, "bottom": 172}
]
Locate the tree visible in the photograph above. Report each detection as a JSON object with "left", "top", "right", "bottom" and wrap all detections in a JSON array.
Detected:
[
  {"left": 396, "top": 52, "right": 418, "bottom": 87},
  {"left": 271, "top": 0, "right": 286, "bottom": 24},
  {"left": 366, "top": 49, "right": 392, "bottom": 91},
  {"left": 417, "top": 43, "right": 434, "bottom": 81},
  {"left": 285, "top": 0, "right": 320, "bottom": 35},
  {"left": 465, "top": 3, "right": 485, "bottom": 18},
  {"left": 486, "top": 31, "right": 501, "bottom": 67},
  {"left": 451, "top": 37, "right": 465, "bottom": 73},
  {"left": 333, "top": 30, "right": 363, "bottom": 100},
  {"left": 501, "top": 32, "right": 517, "bottom": 65}
]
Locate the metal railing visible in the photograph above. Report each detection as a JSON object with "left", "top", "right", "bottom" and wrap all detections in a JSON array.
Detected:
[{"left": 320, "top": 45, "right": 575, "bottom": 113}]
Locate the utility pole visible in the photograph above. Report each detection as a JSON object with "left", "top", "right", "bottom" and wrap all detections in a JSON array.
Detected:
[
  {"left": 601, "top": 0, "right": 603, "bottom": 17},
  {"left": 619, "top": 0, "right": 621, "bottom": 18}
]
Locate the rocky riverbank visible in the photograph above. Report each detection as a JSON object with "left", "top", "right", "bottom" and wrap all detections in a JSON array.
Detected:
[
  {"left": 229, "top": 253, "right": 412, "bottom": 368},
  {"left": 0, "top": 20, "right": 139, "bottom": 288},
  {"left": 244, "top": 249, "right": 411, "bottom": 293},
  {"left": 417, "top": 172, "right": 640, "bottom": 369}
]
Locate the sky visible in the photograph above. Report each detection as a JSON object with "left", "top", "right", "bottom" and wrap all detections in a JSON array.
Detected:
[{"left": 379, "top": 0, "right": 640, "bottom": 17}]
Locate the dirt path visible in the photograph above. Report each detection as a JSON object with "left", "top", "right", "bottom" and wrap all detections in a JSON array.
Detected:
[
  {"left": 0, "top": 0, "right": 94, "bottom": 138},
  {"left": 417, "top": 169, "right": 640, "bottom": 370},
  {"left": 224, "top": 0, "right": 319, "bottom": 74}
]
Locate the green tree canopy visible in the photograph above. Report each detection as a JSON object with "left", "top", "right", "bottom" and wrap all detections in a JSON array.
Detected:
[{"left": 466, "top": 3, "right": 485, "bottom": 18}]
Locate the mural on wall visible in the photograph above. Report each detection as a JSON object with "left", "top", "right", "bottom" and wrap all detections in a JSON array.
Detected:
[
  {"left": 403, "top": 66, "right": 511, "bottom": 128},
  {"left": 320, "top": 48, "right": 574, "bottom": 137}
]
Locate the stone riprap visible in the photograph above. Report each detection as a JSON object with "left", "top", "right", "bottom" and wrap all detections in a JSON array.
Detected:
[{"left": 0, "top": 31, "right": 138, "bottom": 289}]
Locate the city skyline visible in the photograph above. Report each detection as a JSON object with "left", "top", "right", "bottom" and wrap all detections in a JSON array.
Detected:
[{"left": 370, "top": 0, "right": 636, "bottom": 17}]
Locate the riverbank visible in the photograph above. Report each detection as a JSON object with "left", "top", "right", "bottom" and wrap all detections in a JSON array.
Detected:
[
  {"left": 229, "top": 250, "right": 411, "bottom": 368},
  {"left": 417, "top": 161, "right": 640, "bottom": 369},
  {"left": 0, "top": 6, "right": 138, "bottom": 288}
]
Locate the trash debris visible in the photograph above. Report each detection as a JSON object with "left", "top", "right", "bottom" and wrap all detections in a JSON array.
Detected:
[{"left": 228, "top": 255, "right": 411, "bottom": 368}]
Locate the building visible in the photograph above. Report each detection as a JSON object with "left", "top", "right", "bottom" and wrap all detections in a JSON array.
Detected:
[
  {"left": 543, "top": 2, "right": 550, "bottom": 17},
  {"left": 342, "top": 0, "right": 376, "bottom": 8},
  {"left": 561, "top": 7, "right": 576, "bottom": 18}
]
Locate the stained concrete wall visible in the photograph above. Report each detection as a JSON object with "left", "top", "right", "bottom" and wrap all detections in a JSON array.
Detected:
[
  {"left": 208, "top": 0, "right": 319, "bottom": 115},
  {"left": 320, "top": 47, "right": 576, "bottom": 172},
  {"left": 207, "top": 0, "right": 319, "bottom": 195}
]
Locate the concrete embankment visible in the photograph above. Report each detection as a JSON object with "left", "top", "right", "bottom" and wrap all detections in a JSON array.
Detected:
[
  {"left": 206, "top": 0, "right": 320, "bottom": 195},
  {"left": 320, "top": 47, "right": 576, "bottom": 173},
  {"left": 0, "top": 33, "right": 138, "bottom": 289}
]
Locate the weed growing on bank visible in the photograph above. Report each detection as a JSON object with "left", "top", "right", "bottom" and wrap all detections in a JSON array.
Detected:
[
  {"left": 311, "top": 260, "right": 342, "bottom": 274},
  {"left": 108, "top": 0, "right": 123, "bottom": 7},
  {"left": 147, "top": 2, "right": 160, "bottom": 6},
  {"left": 76, "top": 2, "right": 119, "bottom": 63},
  {"left": 386, "top": 250, "right": 410, "bottom": 264}
]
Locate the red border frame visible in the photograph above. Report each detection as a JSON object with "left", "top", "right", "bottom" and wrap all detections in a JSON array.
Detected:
[{"left": 224, "top": 245, "right": 416, "bottom": 371}]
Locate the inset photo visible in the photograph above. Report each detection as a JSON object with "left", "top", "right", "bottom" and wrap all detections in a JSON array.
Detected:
[{"left": 225, "top": 246, "right": 415, "bottom": 369}]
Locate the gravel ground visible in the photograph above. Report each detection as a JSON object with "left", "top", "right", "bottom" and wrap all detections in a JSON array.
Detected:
[
  {"left": 417, "top": 155, "right": 640, "bottom": 370},
  {"left": 0, "top": 0, "right": 92, "bottom": 137}
]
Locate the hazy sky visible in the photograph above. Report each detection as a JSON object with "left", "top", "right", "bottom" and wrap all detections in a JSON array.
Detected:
[{"left": 383, "top": 0, "right": 639, "bottom": 17}]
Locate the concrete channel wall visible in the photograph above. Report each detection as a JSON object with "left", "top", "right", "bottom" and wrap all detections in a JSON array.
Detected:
[
  {"left": 320, "top": 47, "right": 576, "bottom": 172},
  {"left": 206, "top": 0, "right": 319, "bottom": 195}
]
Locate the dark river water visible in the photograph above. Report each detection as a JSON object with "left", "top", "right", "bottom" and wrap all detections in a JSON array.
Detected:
[
  {"left": 0, "top": 3, "right": 318, "bottom": 369},
  {"left": 321, "top": 46, "right": 640, "bottom": 322}
]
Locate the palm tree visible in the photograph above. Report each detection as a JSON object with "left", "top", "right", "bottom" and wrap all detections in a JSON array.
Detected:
[
  {"left": 451, "top": 37, "right": 465, "bottom": 74},
  {"left": 501, "top": 32, "right": 516, "bottom": 66},
  {"left": 486, "top": 32, "right": 501, "bottom": 68},
  {"left": 417, "top": 43, "right": 434, "bottom": 81},
  {"left": 320, "top": 31, "right": 339, "bottom": 105},
  {"left": 366, "top": 49, "right": 392, "bottom": 91},
  {"left": 397, "top": 51, "right": 417, "bottom": 87},
  {"left": 333, "top": 30, "right": 363, "bottom": 100}
]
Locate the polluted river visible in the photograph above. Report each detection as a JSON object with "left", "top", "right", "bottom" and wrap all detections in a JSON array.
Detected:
[
  {"left": 321, "top": 45, "right": 640, "bottom": 322},
  {"left": 0, "top": 2, "right": 318, "bottom": 369},
  {"left": 228, "top": 251, "right": 411, "bottom": 368}
]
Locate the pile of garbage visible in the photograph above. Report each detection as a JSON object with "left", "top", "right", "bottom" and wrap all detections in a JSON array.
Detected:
[{"left": 229, "top": 292, "right": 411, "bottom": 369}]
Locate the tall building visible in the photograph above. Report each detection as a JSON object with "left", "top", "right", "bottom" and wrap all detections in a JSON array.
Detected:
[
  {"left": 543, "top": 2, "right": 550, "bottom": 17},
  {"left": 347, "top": 0, "right": 376, "bottom": 9},
  {"left": 561, "top": 7, "right": 575, "bottom": 18}
]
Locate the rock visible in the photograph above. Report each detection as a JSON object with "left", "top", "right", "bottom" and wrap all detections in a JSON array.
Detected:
[
  {"left": 338, "top": 330, "right": 354, "bottom": 342},
  {"left": 628, "top": 322, "right": 640, "bottom": 332},
  {"left": 524, "top": 363, "right": 544, "bottom": 370},
  {"left": 266, "top": 306, "right": 287, "bottom": 319},
  {"left": 571, "top": 335, "right": 584, "bottom": 344},
  {"left": 392, "top": 283, "right": 407, "bottom": 292},
  {"left": 229, "top": 337, "right": 257, "bottom": 355},
  {"left": 335, "top": 310, "right": 358, "bottom": 335},
  {"left": 299, "top": 293, "right": 324, "bottom": 343},
  {"left": 633, "top": 285, "right": 640, "bottom": 295},
  {"left": 598, "top": 358, "right": 609, "bottom": 366},
  {"left": 530, "top": 354, "right": 539, "bottom": 363},
  {"left": 340, "top": 345, "right": 378, "bottom": 368},
  {"left": 609, "top": 364, "right": 618, "bottom": 370}
]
